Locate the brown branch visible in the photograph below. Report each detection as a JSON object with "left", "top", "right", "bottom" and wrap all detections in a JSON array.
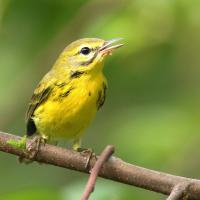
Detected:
[
  {"left": 0, "top": 131, "right": 200, "bottom": 200},
  {"left": 81, "top": 145, "right": 115, "bottom": 200}
]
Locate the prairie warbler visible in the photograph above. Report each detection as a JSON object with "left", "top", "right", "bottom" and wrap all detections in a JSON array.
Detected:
[{"left": 26, "top": 38, "right": 123, "bottom": 150}]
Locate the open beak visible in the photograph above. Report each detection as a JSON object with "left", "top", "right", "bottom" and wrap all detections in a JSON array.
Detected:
[{"left": 99, "top": 38, "right": 123, "bottom": 56}]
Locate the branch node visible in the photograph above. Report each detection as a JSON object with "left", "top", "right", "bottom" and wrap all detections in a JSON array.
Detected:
[{"left": 167, "top": 182, "right": 192, "bottom": 200}]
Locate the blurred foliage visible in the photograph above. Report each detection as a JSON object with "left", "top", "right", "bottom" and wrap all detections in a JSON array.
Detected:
[{"left": 1, "top": 0, "right": 200, "bottom": 199}]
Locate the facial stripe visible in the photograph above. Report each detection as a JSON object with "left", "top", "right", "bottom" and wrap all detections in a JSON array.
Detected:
[{"left": 79, "top": 51, "right": 98, "bottom": 66}]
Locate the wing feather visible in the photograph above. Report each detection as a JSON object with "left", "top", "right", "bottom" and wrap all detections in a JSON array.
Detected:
[{"left": 26, "top": 83, "right": 52, "bottom": 136}]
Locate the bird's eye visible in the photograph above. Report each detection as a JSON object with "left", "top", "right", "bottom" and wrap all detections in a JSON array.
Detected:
[{"left": 80, "top": 47, "right": 91, "bottom": 55}]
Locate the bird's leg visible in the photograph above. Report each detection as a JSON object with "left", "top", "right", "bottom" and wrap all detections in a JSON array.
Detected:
[
  {"left": 72, "top": 138, "right": 82, "bottom": 151},
  {"left": 73, "top": 138, "right": 95, "bottom": 169},
  {"left": 27, "top": 135, "right": 46, "bottom": 159},
  {"left": 18, "top": 135, "right": 44, "bottom": 163}
]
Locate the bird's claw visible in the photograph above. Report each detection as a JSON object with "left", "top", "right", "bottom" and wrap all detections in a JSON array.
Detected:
[
  {"left": 27, "top": 136, "right": 46, "bottom": 159},
  {"left": 19, "top": 136, "right": 46, "bottom": 163},
  {"left": 77, "top": 148, "right": 96, "bottom": 169}
]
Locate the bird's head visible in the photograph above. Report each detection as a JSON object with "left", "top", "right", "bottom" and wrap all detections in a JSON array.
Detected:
[{"left": 53, "top": 38, "right": 123, "bottom": 74}]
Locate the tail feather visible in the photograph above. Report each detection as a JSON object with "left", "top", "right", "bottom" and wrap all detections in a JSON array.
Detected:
[{"left": 26, "top": 118, "right": 37, "bottom": 136}]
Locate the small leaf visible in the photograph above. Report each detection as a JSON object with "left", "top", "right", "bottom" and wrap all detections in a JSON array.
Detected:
[{"left": 7, "top": 135, "right": 27, "bottom": 150}]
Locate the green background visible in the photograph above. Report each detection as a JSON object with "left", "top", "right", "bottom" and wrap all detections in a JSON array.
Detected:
[{"left": 1, "top": 0, "right": 200, "bottom": 199}]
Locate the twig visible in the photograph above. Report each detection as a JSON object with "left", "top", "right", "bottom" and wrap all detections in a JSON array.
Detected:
[
  {"left": 81, "top": 145, "right": 115, "bottom": 200},
  {"left": 167, "top": 183, "right": 191, "bottom": 200},
  {"left": 1, "top": 131, "right": 200, "bottom": 199}
]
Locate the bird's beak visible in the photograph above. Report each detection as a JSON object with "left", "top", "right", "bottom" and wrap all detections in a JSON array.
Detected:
[{"left": 99, "top": 38, "right": 124, "bottom": 56}]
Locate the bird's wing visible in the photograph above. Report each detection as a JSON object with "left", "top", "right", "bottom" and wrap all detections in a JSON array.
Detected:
[
  {"left": 26, "top": 75, "right": 53, "bottom": 136},
  {"left": 26, "top": 85, "right": 52, "bottom": 121}
]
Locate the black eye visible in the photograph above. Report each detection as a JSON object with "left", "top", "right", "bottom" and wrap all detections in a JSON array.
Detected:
[{"left": 80, "top": 47, "right": 91, "bottom": 55}]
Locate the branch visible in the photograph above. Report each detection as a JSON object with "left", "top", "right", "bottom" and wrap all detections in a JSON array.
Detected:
[
  {"left": 0, "top": 131, "right": 200, "bottom": 199},
  {"left": 81, "top": 145, "right": 115, "bottom": 200}
]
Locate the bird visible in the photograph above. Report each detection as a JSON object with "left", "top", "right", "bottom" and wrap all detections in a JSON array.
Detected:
[{"left": 26, "top": 38, "right": 123, "bottom": 153}]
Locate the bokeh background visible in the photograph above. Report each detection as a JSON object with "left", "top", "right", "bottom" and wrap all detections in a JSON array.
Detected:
[{"left": 1, "top": 0, "right": 200, "bottom": 199}]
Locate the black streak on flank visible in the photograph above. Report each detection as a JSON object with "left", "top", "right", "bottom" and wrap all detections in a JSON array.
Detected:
[
  {"left": 70, "top": 71, "right": 84, "bottom": 79},
  {"left": 96, "top": 82, "right": 107, "bottom": 110},
  {"left": 59, "top": 87, "right": 74, "bottom": 98}
]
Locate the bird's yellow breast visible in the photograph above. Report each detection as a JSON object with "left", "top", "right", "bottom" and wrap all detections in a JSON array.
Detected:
[{"left": 33, "top": 72, "right": 107, "bottom": 140}]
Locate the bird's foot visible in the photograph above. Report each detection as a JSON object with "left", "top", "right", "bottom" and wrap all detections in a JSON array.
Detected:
[
  {"left": 27, "top": 136, "right": 46, "bottom": 159},
  {"left": 19, "top": 136, "right": 46, "bottom": 163},
  {"left": 77, "top": 148, "right": 96, "bottom": 169}
]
